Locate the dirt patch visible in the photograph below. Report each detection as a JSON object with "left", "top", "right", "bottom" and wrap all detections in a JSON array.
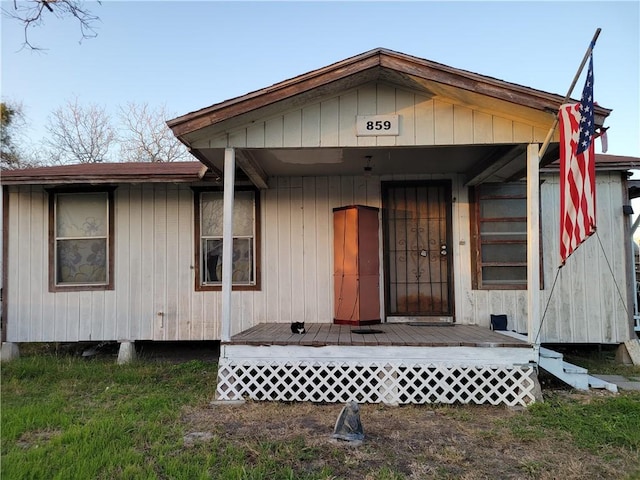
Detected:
[
  {"left": 181, "top": 393, "right": 632, "bottom": 480},
  {"left": 16, "top": 429, "right": 62, "bottom": 450}
]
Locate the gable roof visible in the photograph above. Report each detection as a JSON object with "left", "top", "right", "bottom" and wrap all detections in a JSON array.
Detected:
[
  {"left": 0, "top": 161, "right": 216, "bottom": 185},
  {"left": 167, "top": 47, "right": 611, "bottom": 141}
]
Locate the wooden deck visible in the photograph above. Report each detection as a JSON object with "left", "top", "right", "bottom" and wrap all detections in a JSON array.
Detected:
[{"left": 228, "top": 323, "right": 529, "bottom": 348}]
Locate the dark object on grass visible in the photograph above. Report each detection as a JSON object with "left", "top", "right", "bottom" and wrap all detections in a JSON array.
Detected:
[{"left": 332, "top": 401, "right": 364, "bottom": 442}]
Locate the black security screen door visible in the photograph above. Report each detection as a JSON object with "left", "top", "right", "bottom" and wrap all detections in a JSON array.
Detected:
[{"left": 382, "top": 181, "right": 453, "bottom": 316}]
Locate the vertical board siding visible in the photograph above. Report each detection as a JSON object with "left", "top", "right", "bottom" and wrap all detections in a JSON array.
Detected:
[
  {"left": 193, "top": 82, "right": 555, "bottom": 151},
  {"left": 453, "top": 105, "right": 473, "bottom": 144},
  {"left": 465, "top": 174, "right": 630, "bottom": 342},
  {"left": 7, "top": 184, "right": 218, "bottom": 343},
  {"left": 302, "top": 177, "right": 319, "bottom": 322},
  {"left": 14, "top": 188, "right": 31, "bottom": 341},
  {"left": 128, "top": 185, "right": 143, "bottom": 341},
  {"left": 356, "top": 84, "right": 377, "bottom": 147},
  {"left": 473, "top": 111, "right": 493, "bottom": 143},
  {"left": 513, "top": 122, "right": 534, "bottom": 143},
  {"left": 152, "top": 185, "right": 168, "bottom": 340},
  {"left": 396, "top": 89, "right": 416, "bottom": 145},
  {"left": 30, "top": 189, "right": 46, "bottom": 341},
  {"left": 289, "top": 177, "right": 305, "bottom": 323},
  {"left": 537, "top": 173, "right": 629, "bottom": 343},
  {"left": 276, "top": 177, "right": 293, "bottom": 324},
  {"left": 5, "top": 171, "right": 631, "bottom": 345},
  {"left": 164, "top": 186, "right": 180, "bottom": 340},
  {"left": 492, "top": 117, "right": 513, "bottom": 143},
  {"left": 415, "top": 96, "right": 435, "bottom": 145},
  {"left": 375, "top": 84, "right": 397, "bottom": 147},
  {"left": 337, "top": 92, "right": 357, "bottom": 147},
  {"left": 177, "top": 187, "right": 195, "bottom": 339},
  {"left": 302, "top": 105, "right": 321, "bottom": 147},
  {"left": 140, "top": 185, "right": 155, "bottom": 339},
  {"left": 321, "top": 97, "right": 340, "bottom": 146},
  {"left": 314, "top": 177, "right": 333, "bottom": 321}
]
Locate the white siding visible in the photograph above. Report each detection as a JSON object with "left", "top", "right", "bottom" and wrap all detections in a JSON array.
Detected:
[
  {"left": 6, "top": 184, "right": 222, "bottom": 342},
  {"left": 195, "top": 83, "right": 554, "bottom": 149},
  {"left": 459, "top": 173, "right": 631, "bottom": 343},
  {"left": 537, "top": 172, "right": 631, "bottom": 343},
  {"left": 5, "top": 172, "right": 632, "bottom": 344}
]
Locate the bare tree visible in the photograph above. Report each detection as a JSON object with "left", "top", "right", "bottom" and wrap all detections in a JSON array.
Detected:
[
  {"left": 45, "top": 97, "right": 116, "bottom": 164},
  {"left": 118, "top": 102, "right": 191, "bottom": 162},
  {"left": 2, "top": 0, "right": 101, "bottom": 50}
]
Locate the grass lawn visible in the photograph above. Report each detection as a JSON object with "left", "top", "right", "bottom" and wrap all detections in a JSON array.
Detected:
[{"left": 2, "top": 347, "right": 640, "bottom": 479}]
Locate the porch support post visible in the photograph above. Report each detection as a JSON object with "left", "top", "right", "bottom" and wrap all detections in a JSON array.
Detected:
[
  {"left": 221, "top": 147, "right": 236, "bottom": 343},
  {"left": 526, "top": 143, "right": 540, "bottom": 348}
]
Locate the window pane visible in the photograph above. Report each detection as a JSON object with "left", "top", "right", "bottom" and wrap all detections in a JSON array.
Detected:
[
  {"left": 201, "top": 193, "right": 224, "bottom": 237},
  {"left": 57, "top": 239, "right": 107, "bottom": 284},
  {"left": 481, "top": 244, "right": 526, "bottom": 263},
  {"left": 202, "top": 238, "right": 253, "bottom": 284},
  {"left": 480, "top": 221, "right": 527, "bottom": 241},
  {"left": 233, "top": 192, "right": 255, "bottom": 236},
  {"left": 480, "top": 198, "right": 526, "bottom": 219},
  {"left": 482, "top": 266, "right": 527, "bottom": 284},
  {"left": 231, "top": 238, "right": 253, "bottom": 283},
  {"left": 479, "top": 183, "right": 526, "bottom": 198},
  {"left": 203, "top": 239, "right": 223, "bottom": 282},
  {"left": 201, "top": 191, "right": 255, "bottom": 236},
  {"left": 57, "top": 193, "right": 107, "bottom": 237}
]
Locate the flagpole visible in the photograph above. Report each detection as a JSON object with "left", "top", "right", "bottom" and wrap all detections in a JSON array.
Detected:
[{"left": 538, "top": 28, "right": 601, "bottom": 160}]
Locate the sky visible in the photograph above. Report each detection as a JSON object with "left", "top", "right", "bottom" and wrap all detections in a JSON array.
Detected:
[{"left": 1, "top": 1, "right": 639, "bottom": 160}]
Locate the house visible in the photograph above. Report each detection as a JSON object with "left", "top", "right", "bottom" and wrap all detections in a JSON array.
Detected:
[{"left": 2, "top": 48, "right": 637, "bottom": 404}]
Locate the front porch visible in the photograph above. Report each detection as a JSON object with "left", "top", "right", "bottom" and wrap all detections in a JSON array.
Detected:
[
  {"left": 226, "top": 323, "right": 529, "bottom": 348},
  {"left": 216, "top": 323, "right": 540, "bottom": 407}
]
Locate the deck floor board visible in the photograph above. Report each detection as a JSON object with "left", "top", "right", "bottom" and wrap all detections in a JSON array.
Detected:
[{"left": 228, "top": 323, "right": 529, "bottom": 348}]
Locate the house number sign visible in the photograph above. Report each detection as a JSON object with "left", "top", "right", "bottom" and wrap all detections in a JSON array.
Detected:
[{"left": 356, "top": 115, "right": 399, "bottom": 136}]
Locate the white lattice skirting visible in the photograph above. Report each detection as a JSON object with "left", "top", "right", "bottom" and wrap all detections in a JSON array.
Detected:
[{"left": 216, "top": 359, "right": 538, "bottom": 406}]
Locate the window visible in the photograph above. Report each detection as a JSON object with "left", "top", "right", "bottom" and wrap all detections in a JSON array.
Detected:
[
  {"left": 471, "top": 183, "right": 531, "bottom": 289},
  {"left": 49, "top": 189, "right": 114, "bottom": 291},
  {"left": 195, "top": 188, "right": 260, "bottom": 290}
]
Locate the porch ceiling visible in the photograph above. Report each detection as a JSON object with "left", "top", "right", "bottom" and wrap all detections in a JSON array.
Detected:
[{"left": 194, "top": 142, "right": 560, "bottom": 187}]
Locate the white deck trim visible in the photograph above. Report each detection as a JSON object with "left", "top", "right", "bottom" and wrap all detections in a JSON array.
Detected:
[{"left": 220, "top": 344, "right": 535, "bottom": 366}]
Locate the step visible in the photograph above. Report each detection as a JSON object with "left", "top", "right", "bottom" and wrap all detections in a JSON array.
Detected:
[
  {"left": 562, "top": 361, "right": 587, "bottom": 375},
  {"left": 588, "top": 375, "right": 618, "bottom": 393},
  {"left": 539, "top": 347, "right": 562, "bottom": 359}
]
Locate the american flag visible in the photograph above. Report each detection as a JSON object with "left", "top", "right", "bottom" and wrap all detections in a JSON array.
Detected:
[{"left": 559, "top": 53, "right": 596, "bottom": 265}]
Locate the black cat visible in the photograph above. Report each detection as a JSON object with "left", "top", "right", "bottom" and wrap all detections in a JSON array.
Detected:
[{"left": 290, "top": 321, "right": 306, "bottom": 334}]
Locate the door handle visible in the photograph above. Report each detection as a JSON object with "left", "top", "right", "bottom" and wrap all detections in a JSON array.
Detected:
[{"left": 440, "top": 245, "right": 447, "bottom": 256}]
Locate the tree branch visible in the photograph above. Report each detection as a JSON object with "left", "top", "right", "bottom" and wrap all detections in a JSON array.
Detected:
[{"left": 2, "top": 0, "right": 101, "bottom": 50}]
